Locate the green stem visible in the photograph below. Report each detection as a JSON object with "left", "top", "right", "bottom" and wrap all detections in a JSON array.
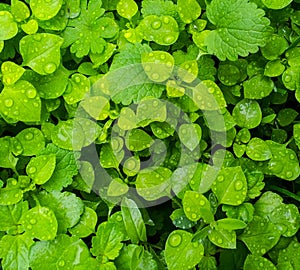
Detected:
[
  {"left": 268, "top": 185, "right": 300, "bottom": 202},
  {"left": 31, "top": 193, "right": 41, "bottom": 206},
  {"left": 284, "top": 136, "right": 294, "bottom": 147}
]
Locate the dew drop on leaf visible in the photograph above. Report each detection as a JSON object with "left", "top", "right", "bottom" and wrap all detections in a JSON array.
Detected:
[
  {"left": 4, "top": 98, "right": 13, "bottom": 107},
  {"left": 168, "top": 233, "right": 182, "bottom": 247},
  {"left": 44, "top": 62, "right": 57, "bottom": 74}
]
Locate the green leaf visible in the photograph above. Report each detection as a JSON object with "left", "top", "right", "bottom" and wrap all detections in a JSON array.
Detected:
[
  {"left": 208, "top": 227, "right": 236, "bottom": 249},
  {"left": 123, "top": 156, "right": 140, "bottom": 177},
  {"left": 39, "top": 144, "right": 79, "bottom": 191},
  {"left": 141, "top": 0, "right": 177, "bottom": 17},
  {"left": 15, "top": 128, "right": 45, "bottom": 156},
  {"left": 264, "top": 59, "right": 285, "bottom": 77},
  {"left": 277, "top": 108, "right": 298, "bottom": 127},
  {"left": 136, "top": 98, "right": 167, "bottom": 126},
  {"left": 135, "top": 167, "right": 172, "bottom": 201},
  {"left": 81, "top": 96, "right": 110, "bottom": 120},
  {"left": 0, "top": 234, "right": 33, "bottom": 270},
  {"left": 205, "top": 0, "right": 271, "bottom": 61},
  {"left": 165, "top": 230, "right": 204, "bottom": 270},
  {"left": 0, "top": 201, "right": 28, "bottom": 231},
  {"left": 0, "top": 137, "right": 18, "bottom": 169},
  {"left": 246, "top": 137, "right": 272, "bottom": 161},
  {"left": 278, "top": 240, "right": 300, "bottom": 270},
  {"left": 170, "top": 208, "right": 197, "bottom": 229},
  {"left": 30, "top": 0, "right": 63, "bottom": 20},
  {"left": 121, "top": 198, "right": 147, "bottom": 244},
  {"left": 193, "top": 80, "right": 227, "bottom": 111},
  {"left": 37, "top": 190, "right": 84, "bottom": 233},
  {"left": 1, "top": 61, "right": 25, "bottom": 86},
  {"left": 178, "top": 123, "right": 202, "bottom": 151},
  {"left": 107, "top": 178, "right": 129, "bottom": 197},
  {"left": 51, "top": 118, "right": 101, "bottom": 151},
  {"left": 0, "top": 11, "right": 18, "bottom": 40},
  {"left": 29, "top": 235, "right": 92, "bottom": 270},
  {"left": 91, "top": 221, "right": 124, "bottom": 261},
  {"left": 125, "top": 129, "right": 153, "bottom": 151},
  {"left": 261, "top": 34, "right": 288, "bottom": 60},
  {"left": 266, "top": 141, "right": 300, "bottom": 181},
  {"left": 0, "top": 178, "right": 23, "bottom": 205},
  {"left": 11, "top": 0, "right": 30, "bottom": 22},
  {"left": 117, "top": 0, "right": 138, "bottom": 20},
  {"left": 262, "top": 0, "right": 292, "bottom": 10},
  {"left": 222, "top": 203, "right": 254, "bottom": 224},
  {"left": 64, "top": 73, "right": 90, "bottom": 104},
  {"left": 21, "top": 19, "right": 39, "bottom": 35},
  {"left": 0, "top": 80, "right": 41, "bottom": 123},
  {"left": 26, "top": 154, "right": 56, "bottom": 185},
  {"left": 109, "top": 43, "right": 165, "bottom": 105},
  {"left": 100, "top": 143, "right": 124, "bottom": 169},
  {"left": 20, "top": 33, "right": 63, "bottom": 75},
  {"left": 142, "top": 51, "right": 174, "bottom": 82},
  {"left": 239, "top": 216, "right": 281, "bottom": 255},
  {"left": 68, "top": 206, "right": 97, "bottom": 238},
  {"left": 244, "top": 255, "right": 276, "bottom": 270},
  {"left": 215, "top": 218, "right": 247, "bottom": 231},
  {"left": 212, "top": 166, "right": 247, "bottom": 206},
  {"left": 232, "top": 99, "right": 262, "bottom": 129},
  {"left": 20, "top": 206, "right": 58, "bottom": 241},
  {"left": 138, "top": 15, "right": 179, "bottom": 45},
  {"left": 177, "top": 0, "right": 201, "bottom": 24},
  {"left": 243, "top": 74, "right": 274, "bottom": 99},
  {"left": 182, "top": 191, "right": 214, "bottom": 223}
]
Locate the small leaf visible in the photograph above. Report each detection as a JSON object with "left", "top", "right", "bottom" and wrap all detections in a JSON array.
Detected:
[
  {"left": 135, "top": 167, "right": 172, "bottom": 201},
  {"left": 243, "top": 74, "right": 274, "bottom": 99},
  {"left": 91, "top": 221, "right": 124, "bottom": 261},
  {"left": 117, "top": 0, "right": 138, "bottom": 20},
  {"left": 26, "top": 154, "right": 56, "bottom": 185},
  {"left": 179, "top": 124, "right": 202, "bottom": 151},
  {"left": 0, "top": 178, "right": 23, "bottom": 205},
  {"left": 20, "top": 206, "right": 58, "bottom": 241},
  {"left": 211, "top": 166, "right": 247, "bottom": 206},
  {"left": 121, "top": 198, "right": 147, "bottom": 244},
  {"left": 208, "top": 227, "right": 236, "bottom": 249},
  {"left": 125, "top": 129, "right": 154, "bottom": 151},
  {"left": 20, "top": 33, "right": 63, "bottom": 75},
  {"left": 1, "top": 61, "right": 25, "bottom": 86},
  {"left": 244, "top": 255, "right": 276, "bottom": 270},
  {"left": 239, "top": 216, "right": 281, "bottom": 255},
  {"left": 246, "top": 137, "right": 272, "bottom": 161},
  {"left": 182, "top": 191, "right": 214, "bottom": 223},
  {"left": 30, "top": 0, "right": 63, "bottom": 20},
  {"left": 165, "top": 230, "right": 204, "bottom": 270},
  {"left": 0, "top": 11, "right": 18, "bottom": 40},
  {"left": 262, "top": 0, "right": 292, "bottom": 10},
  {"left": 81, "top": 96, "right": 110, "bottom": 120},
  {"left": 177, "top": 0, "right": 201, "bottom": 24},
  {"left": 232, "top": 99, "right": 262, "bottom": 129}
]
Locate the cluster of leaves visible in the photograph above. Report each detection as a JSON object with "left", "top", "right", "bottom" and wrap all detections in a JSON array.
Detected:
[{"left": 0, "top": 0, "right": 300, "bottom": 269}]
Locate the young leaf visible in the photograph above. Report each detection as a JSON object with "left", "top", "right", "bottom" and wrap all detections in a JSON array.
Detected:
[
  {"left": 135, "top": 167, "right": 172, "bottom": 201},
  {"left": 246, "top": 137, "right": 272, "bottom": 161},
  {"left": 239, "top": 216, "right": 281, "bottom": 255},
  {"left": 91, "top": 221, "right": 124, "bottom": 261},
  {"left": 0, "top": 234, "right": 33, "bottom": 270},
  {"left": 20, "top": 33, "right": 63, "bottom": 75},
  {"left": 30, "top": 0, "right": 63, "bottom": 20},
  {"left": 0, "top": 178, "right": 23, "bottom": 205},
  {"left": 117, "top": 0, "right": 138, "bottom": 20},
  {"left": 0, "top": 80, "right": 41, "bottom": 123},
  {"left": 165, "top": 230, "right": 204, "bottom": 270},
  {"left": 182, "top": 191, "right": 214, "bottom": 223},
  {"left": 205, "top": 0, "right": 271, "bottom": 61},
  {"left": 244, "top": 255, "right": 276, "bottom": 270},
  {"left": 177, "top": 0, "right": 201, "bottom": 24},
  {"left": 121, "top": 198, "right": 147, "bottom": 244},
  {"left": 0, "top": 11, "right": 18, "bottom": 40},
  {"left": 26, "top": 154, "right": 56, "bottom": 185},
  {"left": 212, "top": 166, "right": 247, "bottom": 206},
  {"left": 208, "top": 227, "right": 236, "bottom": 249},
  {"left": 20, "top": 206, "right": 58, "bottom": 241},
  {"left": 29, "top": 235, "right": 93, "bottom": 270},
  {"left": 1, "top": 61, "right": 25, "bottom": 86},
  {"left": 37, "top": 191, "right": 84, "bottom": 233}
]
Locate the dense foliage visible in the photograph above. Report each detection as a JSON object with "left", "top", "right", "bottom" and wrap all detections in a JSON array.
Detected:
[{"left": 0, "top": 0, "right": 300, "bottom": 269}]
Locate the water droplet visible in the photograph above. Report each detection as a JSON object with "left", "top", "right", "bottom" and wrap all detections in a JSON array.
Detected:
[
  {"left": 284, "top": 75, "right": 292, "bottom": 82},
  {"left": 26, "top": 89, "right": 37, "bottom": 99},
  {"left": 217, "top": 238, "right": 223, "bottom": 244},
  {"left": 286, "top": 171, "right": 293, "bottom": 178},
  {"left": 27, "top": 225, "right": 32, "bottom": 230},
  {"left": 199, "top": 200, "right": 205, "bottom": 206},
  {"left": 4, "top": 98, "right": 13, "bottom": 107},
  {"left": 25, "top": 132, "right": 34, "bottom": 140},
  {"left": 153, "top": 100, "right": 159, "bottom": 107},
  {"left": 30, "top": 219, "right": 36, "bottom": 224},
  {"left": 151, "top": 20, "right": 162, "bottom": 29},
  {"left": 234, "top": 181, "right": 243, "bottom": 191},
  {"left": 12, "top": 179, "right": 18, "bottom": 186},
  {"left": 217, "top": 175, "right": 224, "bottom": 182},
  {"left": 116, "top": 215, "right": 123, "bottom": 222},
  {"left": 186, "top": 207, "right": 191, "bottom": 212},
  {"left": 44, "top": 63, "right": 57, "bottom": 74},
  {"left": 33, "top": 34, "right": 42, "bottom": 41},
  {"left": 163, "top": 17, "right": 170, "bottom": 24},
  {"left": 261, "top": 248, "right": 266, "bottom": 254},
  {"left": 58, "top": 260, "right": 65, "bottom": 267},
  {"left": 151, "top": 73, "right": 160, "bottom": 80},
  {"left": 193, "top": 242, "right": 199, "bottom": 248},
  {"left": 74, "top": 76, "right": 81, "bottom": 83},
  {"left": 164, "top": 36, "right": 175, "bottom": 44},
  {"left": 191, "top": 213, "right": 197, "bottom": 219},
  {"left": 169, "top": 233, "right": 182, "bottom": 247},
  {"left": 28, "top": 166, "right": 37, "bottom": 174}
]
